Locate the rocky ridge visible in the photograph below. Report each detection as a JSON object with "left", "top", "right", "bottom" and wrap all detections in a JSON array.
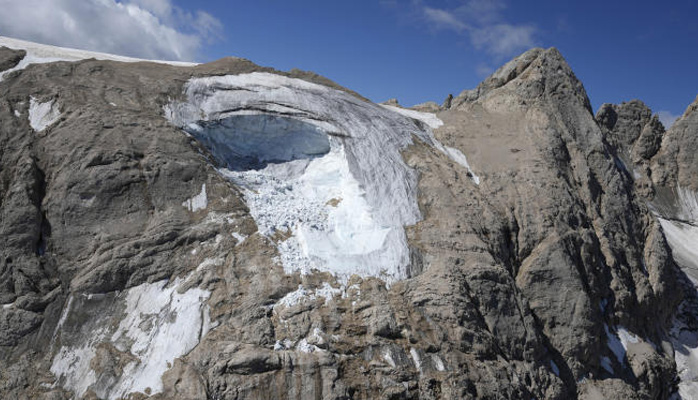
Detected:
[{"left": 0, "top": 38, "right": 696, "bottom": 399}]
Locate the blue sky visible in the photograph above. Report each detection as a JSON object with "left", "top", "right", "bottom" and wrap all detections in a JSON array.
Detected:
[{"left": 1, "top": 0, "right": 696, "bottom": 127}]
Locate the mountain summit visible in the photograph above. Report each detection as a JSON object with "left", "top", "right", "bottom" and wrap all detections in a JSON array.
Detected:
[{"left": 0, "top": 36, "right": 697, "bottom": 400}]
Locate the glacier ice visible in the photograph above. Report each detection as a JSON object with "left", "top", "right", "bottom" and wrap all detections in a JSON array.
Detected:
[{"left": 165, "top": 72, "right": 461, "bottom": 284}]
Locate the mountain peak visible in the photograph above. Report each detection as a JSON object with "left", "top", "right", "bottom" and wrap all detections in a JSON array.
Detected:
[{"left": 450, "top": 47, "right": 591, "bottom": 113}]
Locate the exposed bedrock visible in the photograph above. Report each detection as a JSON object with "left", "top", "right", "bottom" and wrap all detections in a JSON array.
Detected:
[
  {"left": 0, "top": 46, "right": 26, "bottom": 73},
  {"left": 596, "top": 95, "right": 698, "bottom": 398}
]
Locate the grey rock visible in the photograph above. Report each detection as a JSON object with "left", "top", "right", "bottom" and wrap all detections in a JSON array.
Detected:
[
  {"left": 442, "top": 93, "right": 453, "bottom": 109},
  {"left": 0, "top": 307, "right": 42, "bottom": 346},
  {"left": 0, "top": 46, "right": 25, "bottom": 72}
]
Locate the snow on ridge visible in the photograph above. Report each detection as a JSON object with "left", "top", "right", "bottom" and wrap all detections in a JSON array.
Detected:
[
  {"left": 166, "top": 72, "right": 454, "bottom": 284},
  {"left": 29, "top": 96, "right": 61, "bottom": 132},
  {"left": 0, "top": 35, "right": 196, "bottom": 82},
  {"left": 381, "top": 104, "right": 443, "bottom": 129}
]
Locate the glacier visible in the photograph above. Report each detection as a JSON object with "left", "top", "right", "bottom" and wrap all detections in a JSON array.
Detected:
[{"left": 165, "top": 72, "right": 472, "bottom": 284}]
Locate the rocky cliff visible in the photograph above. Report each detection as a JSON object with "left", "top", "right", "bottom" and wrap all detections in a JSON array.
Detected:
[{"left": 0, "top": 37, "right": 696, "bottom": 399}]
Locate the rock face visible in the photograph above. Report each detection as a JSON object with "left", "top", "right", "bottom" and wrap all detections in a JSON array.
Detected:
[
  {"left": 0, "top": 37, "right": 696, "bottom": 400},
  {"left": 597, "top": 95, "right": 698, "bottom": 398},
  {"left": 0, "top": 47, "right": 25, "bottom": 73}
]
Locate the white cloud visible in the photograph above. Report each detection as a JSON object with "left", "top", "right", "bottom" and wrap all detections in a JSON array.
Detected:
[
  {"left": 657, "top": 110, "right": 680, "bottom": 129},
  {"left": 418, "top": 0, "right": 537, "bottom": 59},
  {"left": 423, "top": 7, "right": 468, "bottom": 32},
  {"left": 471, "top": 24, "right": 537, "bottom": 57},
  {"left": 0, "top": 0, "right": 221, "bottom": 61}
]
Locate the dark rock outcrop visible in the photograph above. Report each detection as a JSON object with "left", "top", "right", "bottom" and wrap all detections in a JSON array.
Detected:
[{"left": 0, "top": 46, "right": 25, "bottom": 72}]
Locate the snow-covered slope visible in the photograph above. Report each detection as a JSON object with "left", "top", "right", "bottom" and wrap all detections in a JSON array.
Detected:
[
  {"left": 166, "top": 72, "right": 475, "bottom": 283},
  {"left": 0, "top": 35, "right": 195, "bottom": 81},
  {"left": 49, "top": 275, "right": 211, "bottom": 399},
  {"left": 663, "top": 187, "right": 698, "bottom": 398}
]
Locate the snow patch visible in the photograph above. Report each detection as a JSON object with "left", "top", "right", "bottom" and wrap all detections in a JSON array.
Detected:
[
  {"left": 677, "top": 186, "right": 698, "bottom": 224},
  {"left": 671, "top": 312, "right": 698, "bottom": 399},
  {"left": 275, "top": 285, "right": 313, "bottom": 308},
  {"left": 232, "top": 232, "right": 247, "bottom": 245},
  {"left": 108, "top": 280, "right": 210, "bottom": 399},
  {"left": 50, "top": 277, "right": 211, "bottom": 399},
  {"left": 659, "top": 218, "right": 698, "bottom": 274},
  {"left": 410, "top": 348, "right": 422, "bottom": 371},
  {"left": 29, "top": 97, "right": 61, "bottom": 132},
  {"left": 431, "top": 354, "right": 446, "bottom": 372},
  {"left": 297, "top": 338, "right": 322, "bottom": 353},
  {"left": 617, "top": 327, "right": 640, "bottom": 349},
  {"left": 274, "top": 283, "right": 343, "bottom": 309},
  {"left": 274, "top": 338, "right": 295, "bottom": 351},
  {"left": 604, "top": 324, "right": 643, "bottom": 370},
  {"left": 383, "top": 348, "right": 397, "bottom": 368},
  {"left": 444, "top": 146, "right": 481, "bottom": 184},
  {"left": 182, "top": 183, "right": 207, "bottom": 212},
  {"left": 314, "top": 282, "right": 344, "bottom": 305},
  {"left": 665, "top": 185, "right": 698, "bottom": 398},
  {"left": 50, "top": 295, "right": 75, "bottom": 352},
  {"left": 381, "top": 104, "right": 444, "bottom": 129},
  {"left": 51, "top": 342, "right": 100, "bottom": 396}
]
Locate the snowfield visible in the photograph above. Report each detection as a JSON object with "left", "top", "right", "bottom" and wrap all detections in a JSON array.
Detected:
[{"left": 0, "top": 35, "right": 195, "bottom": 82}]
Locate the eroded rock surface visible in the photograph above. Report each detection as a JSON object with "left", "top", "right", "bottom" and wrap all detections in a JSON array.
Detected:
[{"left": 596, "top": 94, "right": 698, "bottom": 398}]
